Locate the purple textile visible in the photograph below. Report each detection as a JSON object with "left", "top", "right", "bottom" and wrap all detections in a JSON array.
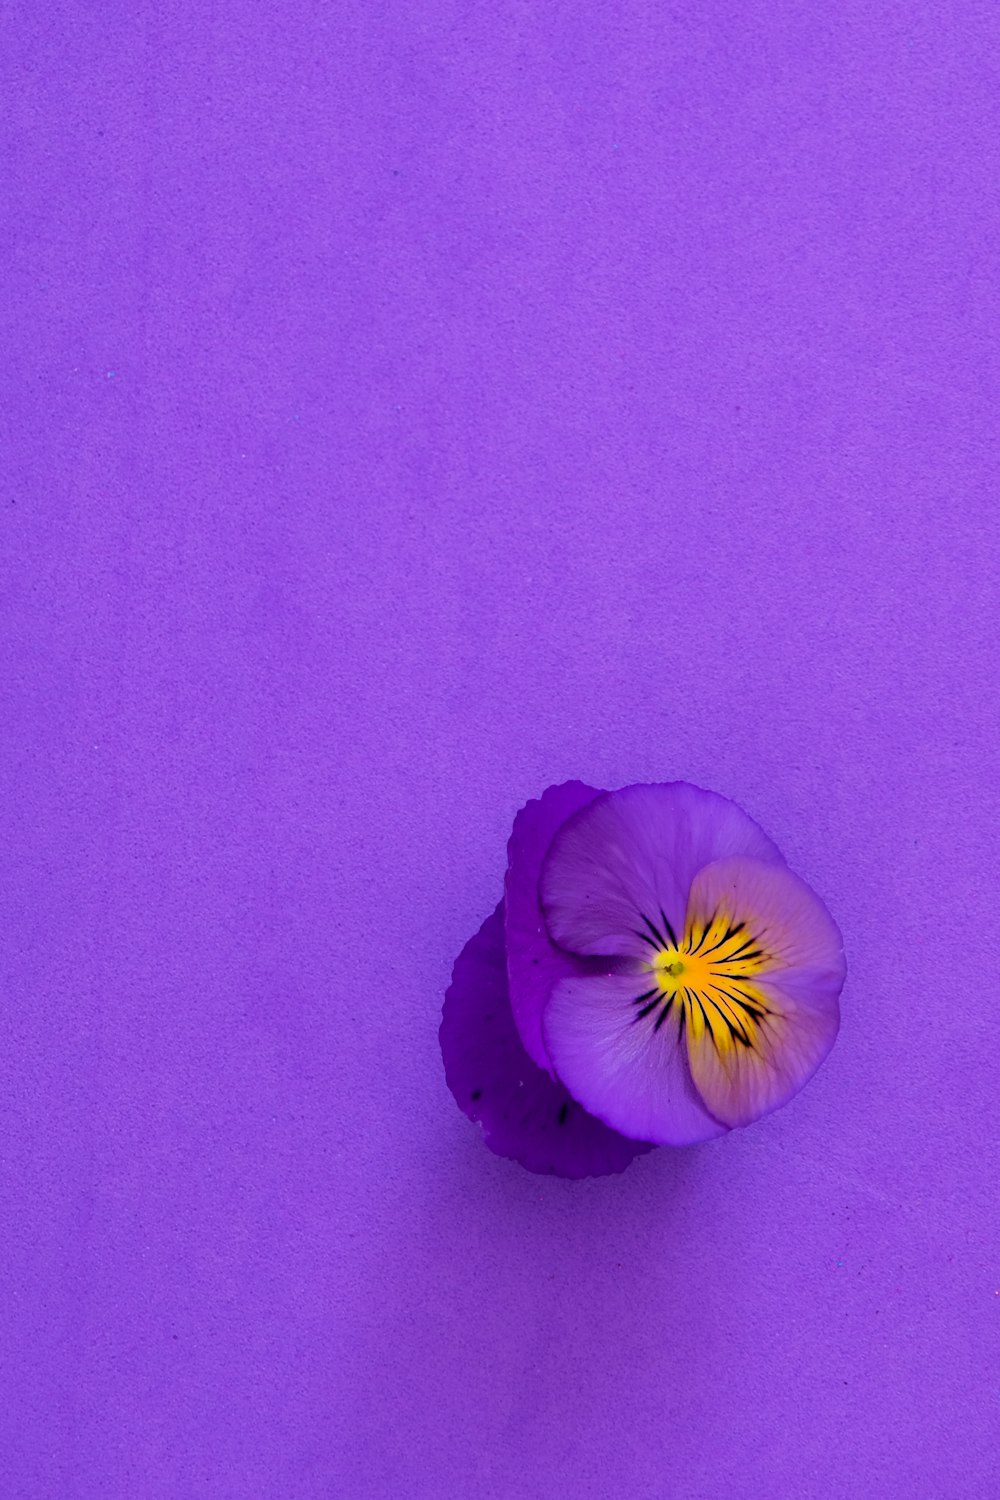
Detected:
[{"left": 4, "top": 3, "right": 999, "bottom": 1497}]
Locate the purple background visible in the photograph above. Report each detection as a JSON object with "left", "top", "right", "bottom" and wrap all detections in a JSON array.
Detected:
[{"left": 4, "top": 4, "right": 998, "bottom": 1497}]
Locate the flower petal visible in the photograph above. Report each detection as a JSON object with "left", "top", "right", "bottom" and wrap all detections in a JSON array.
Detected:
[
  {"left": 440, "top": 904, "right": 654, "bottom": 1177},
  {"left": 504, "top": 780, "right": 603, "bottom": 1072},
  {"left": 540, "top": 782, "right": 785, "bottom": 960},
  {"left": 681, "top": 856, "right": 845, "bottom": 1128},
  {"left": 686, "top": 855, "right": 846, "bottom": 980},
  {"left": 540, "top": 970, "right": 729, "bottom": 1146}
]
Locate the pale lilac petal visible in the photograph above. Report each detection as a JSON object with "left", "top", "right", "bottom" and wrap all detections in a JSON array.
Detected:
[
  {"left": 540, "top": 970, "right": 728, "bottom": 1147},
  {"left": 540, "top": 782, "right": 784, "bottom": 960},
  {"left": 681, "top": 857, "right": 845, "bottom": 1128},
  {"left": 504, "top": 780, "right": 602, "bottom": 1072},
  {"left": 685, "top": 855, "right": 846, "bottom": 981},
  {"left": 683, "top": 975, "right": 840, "bottom": 1128},
  {"left": 440, "top": 905, "right": 654, "bottom": 1177}
]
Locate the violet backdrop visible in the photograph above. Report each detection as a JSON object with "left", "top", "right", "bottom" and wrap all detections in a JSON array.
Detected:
[{"left": 3, "top": 3, "right": 998, "bottom": 1497}]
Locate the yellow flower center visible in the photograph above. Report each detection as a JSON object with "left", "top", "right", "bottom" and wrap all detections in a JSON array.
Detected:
[{"left": 635, "top": 909, "right": 772, "bottom": 1054}]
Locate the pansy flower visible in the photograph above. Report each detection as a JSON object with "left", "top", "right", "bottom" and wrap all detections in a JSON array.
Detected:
[{"left": 440, "top": 781, "right": 845, "bottom": 1177}]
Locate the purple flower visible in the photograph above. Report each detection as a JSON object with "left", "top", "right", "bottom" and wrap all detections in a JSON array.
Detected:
[{"left": 441, "top": 781, "right": 845, "bottom": 1177}]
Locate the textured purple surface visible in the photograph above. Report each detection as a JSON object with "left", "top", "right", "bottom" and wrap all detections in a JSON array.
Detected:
[{"left": 3, "top": 4, "right": 999, "bottom": 1497}]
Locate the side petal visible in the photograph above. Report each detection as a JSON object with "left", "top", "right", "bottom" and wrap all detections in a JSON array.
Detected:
[
  {"left": 440, "top": 905, "right": 654, "bottom": 1177},
  {"left": 540, "top": 970, "right": 729, "bottom": 1147},
  {"left": 682, "top": 857, "right": 845, "bottom": 1128},
  {"left": 540, "top": 782, "right": 784, "bottom": 959},
  {"left": 504, "top": 780, "right": 603, "bottom": 1072},
  {"left": 685, "top": 855, "right": 846, "bottom": 980}
]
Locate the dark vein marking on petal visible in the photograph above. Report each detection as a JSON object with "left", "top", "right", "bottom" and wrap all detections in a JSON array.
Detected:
[
  {"left": 690, "top": 990, "right": 718, "bottom": 1049},
  {"left": 653, "top": 995, "right": 674, "bottom": 1032},
  {"left": 705, "top": 992, "right": 752, "bottom": 1046},
  {"left": 700, "top": 921, "right": 745, "bottom": 958},
  {"left": 659, "top": 909, "right": 679, "bottom": 947},
  {"left": 632, "top": 986, "right": 660, "bottom": 1006},
  {"left": 710, "top": 983, "right": 770, "bottom": 1019},
  {"left": 716, "top": 949, "right": 764, "bottom": 968},
  {"left": 718, "top": 935, "right": 756, "bottom": 962},
  {"left": 641, "top": 912, "right": 668, "bottom": 948},
  {"left": 689, "top": 913, "right": 717, "bottom": 955}
]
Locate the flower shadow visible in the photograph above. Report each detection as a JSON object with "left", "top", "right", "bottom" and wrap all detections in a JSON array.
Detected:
[{"left": 333, "top": 1104, "right": 734, "bottom": 1495}]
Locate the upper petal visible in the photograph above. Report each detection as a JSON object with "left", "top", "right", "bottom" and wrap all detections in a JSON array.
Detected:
[
  {"left": 504, "top": 780, "right": 603, "bottom": 1072},
  {"left": 539, "top": 782, "right": 785, "bottom": 960}
]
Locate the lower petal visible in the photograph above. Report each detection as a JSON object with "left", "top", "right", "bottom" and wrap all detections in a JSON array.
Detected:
[
  {"left": 540, "top": 970, "right": 729, "bottom": 1147},
  {"left": 440, "top": 905, "right": 655, "bottom": 1177}
]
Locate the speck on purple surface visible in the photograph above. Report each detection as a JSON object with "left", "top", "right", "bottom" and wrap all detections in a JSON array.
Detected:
[{"left": 3, "top": 3, "right": 999, "bottom": 1498}]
